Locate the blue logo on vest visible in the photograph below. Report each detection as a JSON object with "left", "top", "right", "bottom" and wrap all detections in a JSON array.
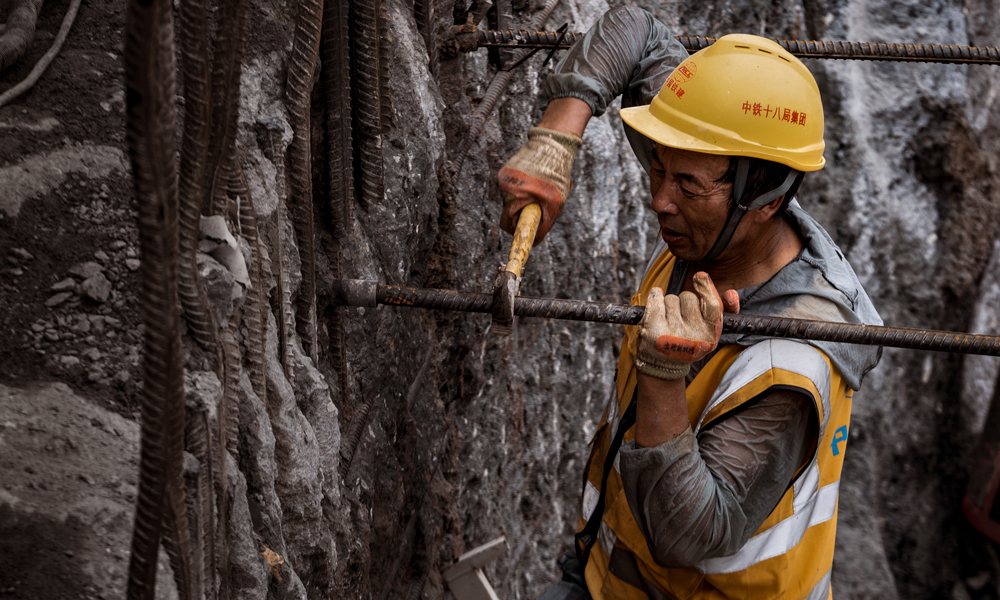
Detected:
[{"left": 831, "top": 425, "right": 848, "bottom": 456}]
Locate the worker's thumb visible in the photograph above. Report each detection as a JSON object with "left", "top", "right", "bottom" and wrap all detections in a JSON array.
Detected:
[{"left": 642, "top": 287, "right": 667, "bottom": 332}]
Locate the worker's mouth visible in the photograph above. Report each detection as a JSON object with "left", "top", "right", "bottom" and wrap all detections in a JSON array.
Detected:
[{"left": 660, "top": 227, "right": 685, "bottom": 245}]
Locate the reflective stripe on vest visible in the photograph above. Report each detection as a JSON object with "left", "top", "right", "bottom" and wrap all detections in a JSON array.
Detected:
[{"left": 693, "top": 340, "right": 832, "bottom": 439}]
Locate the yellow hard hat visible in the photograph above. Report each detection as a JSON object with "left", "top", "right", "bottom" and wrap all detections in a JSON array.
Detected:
[{"left": 620, "top": 34, "right": 825, "bottom": 172}]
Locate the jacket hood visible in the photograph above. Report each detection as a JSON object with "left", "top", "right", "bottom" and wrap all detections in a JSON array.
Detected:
[{"left": 720, "top": 200, "right": 883, "bottom": 390}]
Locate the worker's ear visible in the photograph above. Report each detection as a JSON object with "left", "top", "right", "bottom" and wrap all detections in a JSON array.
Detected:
[{"left": 751, "top": 194, "right": 785, "bottom": 222}]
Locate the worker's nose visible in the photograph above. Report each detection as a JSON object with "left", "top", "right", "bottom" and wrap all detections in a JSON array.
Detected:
[{"left": 650, "top": 179, "right": 681, "bottom": 216}]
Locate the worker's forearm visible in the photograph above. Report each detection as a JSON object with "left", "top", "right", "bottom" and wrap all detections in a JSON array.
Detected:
[
  {"left": 537, "top": 97, "right": 592, "bottom": 138},
  {"left": 634, "top": 372, "right": 690, "bottom": 447}
]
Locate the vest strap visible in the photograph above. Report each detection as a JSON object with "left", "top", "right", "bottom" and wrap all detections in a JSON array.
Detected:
[
  {"left": 576, "top": 388, "right": 638, "bottom": 564},
  {"left": 666, "top": 259, "right": 688, "bottom": 296}
]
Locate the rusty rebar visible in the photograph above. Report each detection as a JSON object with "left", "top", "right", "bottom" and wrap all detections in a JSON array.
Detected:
[
  {"left": 451, "top": 0, "right": 562, "bottom": 171},
  {"left": 286, "top": 0, "right": 324, "bottom": 366},
  {"left": 452, "top": 28, "right": 582, "bottom": 52},
  {"left": 323, "top": 0, "right": 354, "bottom": 240},
  {"left": 176, "top": 0, "right": 221, "bottom": 363},
  {"left": 341, "top": 392, "right": 377, "bottom": 469},
  {"left": 351, "top": 0, "right": 386, "bottom": 209},
  {"left": 456, "top": 30, "right": 1000, "bottom": 65},
  {"left": 413, "top": 0, "right": 438, "bottom": 76},
  {"left": 721, "top": 313, "right": 1000, "bottom": 355},
  {"left": 258, "top": 121, "right": 295, "bottom": 377},
  {"left": 232, "top": 163, "right": 267, "bottom": 406},
  {"left": 374, "top": 284, "right": 644, "bottom": 323},
  {"left": 184, "top": 405, "right": 216, "bottom": 600},
  {"left": 330, "top": 281, "right": 1000, "bottom": 357},
  {"left": 123, "top": 0, "right": 191, "bottom": 593},
  {"left": 203, "top": 0, "right": 247, "bottom": 216},
  {"left": 322, "top": 0, "right": 353, "bottom": 400},
  {"left": 683, "top": 36, "right": 1000, "bottom": 65}
]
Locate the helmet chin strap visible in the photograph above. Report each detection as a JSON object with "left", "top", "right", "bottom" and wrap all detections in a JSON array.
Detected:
[{"left": 702, "top": 157, "right": 803, "bottom": 261}]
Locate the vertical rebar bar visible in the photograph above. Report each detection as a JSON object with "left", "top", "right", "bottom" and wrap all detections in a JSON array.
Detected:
[
  {"left": 177, "top": 0, "right": 221, "bottom": 363},
  {"left": 286, "top": 0, "right": 325, "bottom": 365},
  {"left": 259, "top": 122, "right": 295, "bottom": 376},
  {"left": 123, "top": 0, "right": 191, "bottom": 593},
  {"left": 351, "top": 0, "right": 385, "bottom": 209},
  {"left": 413, "top": 0, "right": 437, "bottom": 77},
  {"left": 233, "top": 162, "right": 267, "bottom": 405},
  {"left": 323, "top": 0, "right": 353, "bottom": 400},
  {"left": 451, "top": 0, "right": 560, "bottom": 171},
  {"left": 203, "top": 0, "right": 247, "bottom": 216}
]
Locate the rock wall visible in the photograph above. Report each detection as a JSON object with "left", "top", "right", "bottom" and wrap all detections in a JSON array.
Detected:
[{"left": 0, "top": 0, "right": 999, "bottom": 596}]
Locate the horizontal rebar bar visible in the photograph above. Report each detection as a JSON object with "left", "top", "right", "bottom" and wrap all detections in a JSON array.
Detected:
[
  {"left": 331, "top": 279, "right": 1000, "bottom": 357},
  {"left": 460, "top": 29, "right": 584, "bottom": 50},
  {"left": 457, "top": 30, "right": 1000, "bottom": 65}
]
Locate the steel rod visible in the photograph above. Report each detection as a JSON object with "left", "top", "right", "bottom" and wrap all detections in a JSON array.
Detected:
[
  {"left": 455, "top": 30, "right": 1000, "bottom": 65},
  {"left": 331, "top": 280, "right": 1000, "bottom": 356}
]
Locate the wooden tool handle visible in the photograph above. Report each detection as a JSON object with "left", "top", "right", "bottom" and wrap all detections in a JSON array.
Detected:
[{"left": 504, "top": 203, "right": 541, "bottom": 278}]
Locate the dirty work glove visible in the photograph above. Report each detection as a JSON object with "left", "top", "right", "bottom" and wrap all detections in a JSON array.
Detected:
[
  {"left": 497, "top": 127, "right": 583, "bottom": 244},
  {"left": 635, "top": 272, "right": 740, "bottom": 381}
]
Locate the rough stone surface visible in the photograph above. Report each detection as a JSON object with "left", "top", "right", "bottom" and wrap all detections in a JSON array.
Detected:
[
  {"left": 196, "top": 252, "right": 237, "bottom": 328},
  {"left": 69, "top": 261, "right": 104, "bottom": 280},
  {"left": 80, "top": 272, "right": 112, "bottom": 303},
  {"left": 44, "top": 292, "right": 73, "bottom": 307},
  {"left": 50, "top": 278, "right": 78, "bottom": 292},
  {"left": 0, "top": 145, "right": 127, "bottom": 219},
  {"left": 0, "top": 382, "right": 177, "bottom": 600}
]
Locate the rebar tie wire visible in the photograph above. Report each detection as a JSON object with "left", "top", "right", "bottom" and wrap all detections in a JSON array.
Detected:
[
  {"left": 454, "top": 30, "right": 1000, "bottom": 65},
  {"left": 331, "top": 279, "right": 1000, "bottom": 356},
  {"left": 501, "top": 22, "right": 569, "bottom": 72}
]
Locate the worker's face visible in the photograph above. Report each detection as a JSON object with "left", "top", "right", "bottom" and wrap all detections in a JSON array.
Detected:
[{"left": 649, "top": 144, "right": 733, "bottom": 262}]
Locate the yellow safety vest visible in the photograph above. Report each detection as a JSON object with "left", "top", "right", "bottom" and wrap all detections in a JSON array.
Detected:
[{"left": 578, "top": 248, "right": 852, "bottom": 600}]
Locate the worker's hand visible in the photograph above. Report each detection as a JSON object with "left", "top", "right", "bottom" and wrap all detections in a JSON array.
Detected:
[
  {"left": 635, "top": 272, "right": 740, "bottom": 381},
  {"left": 498, "top": 127, "right": 582, "bottom": 244}
]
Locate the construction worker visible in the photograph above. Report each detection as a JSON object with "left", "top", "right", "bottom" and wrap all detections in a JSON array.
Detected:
[{"left": 497, "top": 7, "right": 883, "bottom": 600}]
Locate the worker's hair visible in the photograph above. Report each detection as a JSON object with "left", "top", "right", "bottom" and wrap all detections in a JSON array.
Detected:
[{"left": 716, "top": 157, "right": 804, "bottom": 216}]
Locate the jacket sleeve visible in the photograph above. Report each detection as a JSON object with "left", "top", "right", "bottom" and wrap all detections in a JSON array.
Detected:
[
  {"left": 617, "top": 390, "right": 816, "bottom": 568},
  {"left": 541, "top": 5, "right": 688, "bottom": 117}
]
